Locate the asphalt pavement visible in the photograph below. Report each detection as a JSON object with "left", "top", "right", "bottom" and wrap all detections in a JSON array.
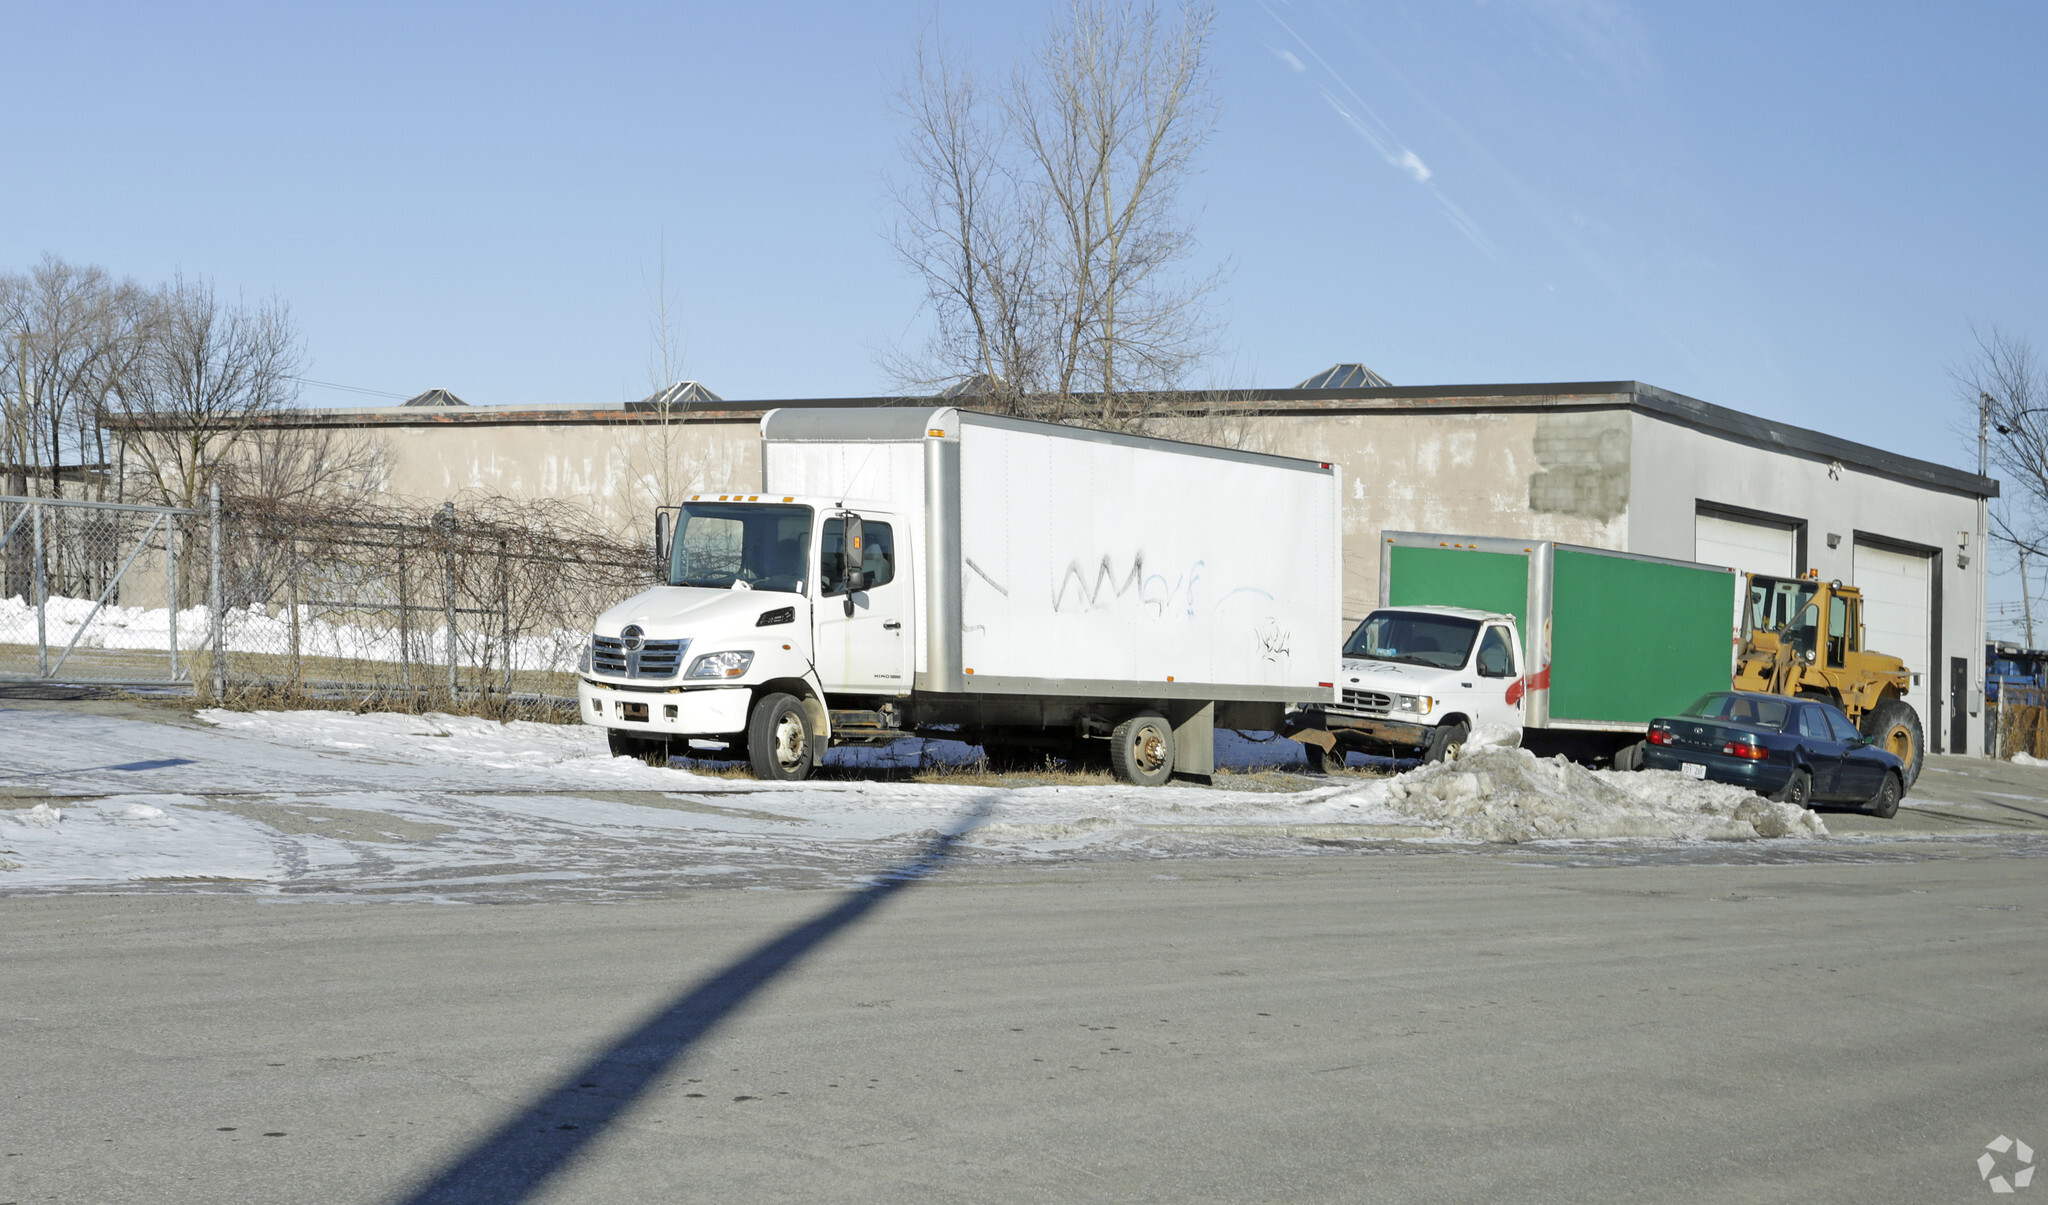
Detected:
[{"left": 4, "top": 832, "right": 2044, "bottom": 1204}]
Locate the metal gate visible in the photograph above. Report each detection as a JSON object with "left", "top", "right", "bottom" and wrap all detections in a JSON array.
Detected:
[{"left": 0, "top": 494, "right": 215, "bottom": 686}]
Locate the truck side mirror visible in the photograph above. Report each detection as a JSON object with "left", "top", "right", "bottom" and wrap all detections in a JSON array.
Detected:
[
  {"left": 654, "top": 511, "right": 670, "bottom": 569},
  {"left": 841, "top": 512, "right": 867, "bottom": 594}
]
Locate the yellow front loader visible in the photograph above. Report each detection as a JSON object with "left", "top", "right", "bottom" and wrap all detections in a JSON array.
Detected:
[{"left": 1733, "top": 573, "right": 1924, "bottom": 784}]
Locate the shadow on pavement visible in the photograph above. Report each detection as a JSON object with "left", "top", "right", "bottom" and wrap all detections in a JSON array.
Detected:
[{"left": 390, "top": 796, "right": 995, "bottom": 1205}]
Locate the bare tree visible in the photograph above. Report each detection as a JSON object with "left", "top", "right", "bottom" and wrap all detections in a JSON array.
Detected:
[
  {"left": 885, "top": 0, "right": 1223, "bottom": 430},
  {"left": 884, "top": 33, "right": 1050, "bottom": 415},
  {"left": 115, "top": 275, "right": 304, "bottom": 509},
  {"left": 0, "top": 255, "right": 151, "bottom": 498}
]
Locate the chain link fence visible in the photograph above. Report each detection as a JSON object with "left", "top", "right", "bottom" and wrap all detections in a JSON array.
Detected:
[{"left": 3, "top": 490, "right": 652, "bottom": 719}]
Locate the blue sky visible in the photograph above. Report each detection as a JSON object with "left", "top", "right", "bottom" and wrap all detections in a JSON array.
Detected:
[{"left": 6, "top": 2, "right": 2041, "bottom": 474}]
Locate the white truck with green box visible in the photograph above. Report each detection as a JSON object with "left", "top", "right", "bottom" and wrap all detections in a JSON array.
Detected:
[{"left": 1289, "top": 531, "right": 1743, "bottom": 767}]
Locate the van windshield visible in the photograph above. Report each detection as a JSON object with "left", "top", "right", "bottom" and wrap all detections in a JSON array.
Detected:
[
  {"left": 1342, "top": 611, "right": 1482, "bottom": 670},
  {"left": 669, "top": 503, "right": 813, "bottom": 593}
]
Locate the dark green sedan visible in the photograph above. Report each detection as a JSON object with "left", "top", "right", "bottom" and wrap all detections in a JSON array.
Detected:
[{"left": 1637, "top": 692, "right": 1907, "bottom": 817}]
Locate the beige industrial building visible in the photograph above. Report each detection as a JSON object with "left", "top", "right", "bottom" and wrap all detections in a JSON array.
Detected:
[{"left": 245, "top": 372, "right": 1998, "bottom": 755}]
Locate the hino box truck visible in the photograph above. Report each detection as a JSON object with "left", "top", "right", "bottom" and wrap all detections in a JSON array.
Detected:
[
  {"left": 578, "top": 407, "right": 1342, "bottom": 785},
  {"left": 1290, "top": 531, "right": 1745, "bottom": 767}
]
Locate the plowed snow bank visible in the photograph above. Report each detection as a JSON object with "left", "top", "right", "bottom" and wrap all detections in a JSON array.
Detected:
[{"left": 1330, "top": 745, "right": 1827, "bottom": 842}]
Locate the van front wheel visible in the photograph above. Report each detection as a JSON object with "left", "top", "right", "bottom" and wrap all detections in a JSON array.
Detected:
[{"left": 748, "top": 693, "right": 815, "bottom": 781}]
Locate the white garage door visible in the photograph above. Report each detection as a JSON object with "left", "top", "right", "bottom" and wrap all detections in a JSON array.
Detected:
[
  {"left": 1696, "top": 513, "right": 1796, "bottom": 577},
  {"left": 1854, "top": 541, "right": 1933, "bottom": 746}
]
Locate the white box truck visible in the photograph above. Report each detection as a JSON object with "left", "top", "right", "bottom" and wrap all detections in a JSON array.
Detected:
[{"left": 577, "top": 407, "right": 1341, "bottom": 784}]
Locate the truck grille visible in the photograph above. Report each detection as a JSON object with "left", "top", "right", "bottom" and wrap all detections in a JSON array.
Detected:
[
  {"left": 591, "top": 635, "right": 689, "bottom": 679},
  {"left": 1341, "top": 689, "right": 1392, "bottom": 712}
]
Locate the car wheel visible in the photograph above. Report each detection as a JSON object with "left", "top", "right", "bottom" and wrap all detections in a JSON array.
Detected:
[
  {"left": 1109, "top": 711, "right": 1175, "bottom": 786},
  {"left": 1424, "top": 721, "right": 1470, "bottom": 764},
  {"left": 1866, "top": 770, "right": 1902, "bottom": 819},
  {"left": 1860, "top": 698, "right": 1924, "bottom": 788},
  {"left": 747, "top": 692, "right": 815, "bottom": 781},
  {"left": 1771, "top": 767, "right": 1812, "bottom": 806}
]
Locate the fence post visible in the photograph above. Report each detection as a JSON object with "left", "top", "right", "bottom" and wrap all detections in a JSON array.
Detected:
[
  {"left": 288, "top": 535, "right": 303, "bottom": 689},
  {"left": 438, "top": 502, "right": 457, "bottom": 702},
  {"left": 209, "top": 485, "right": 225, "bottom": 702},
  {"left": 167, "top": 509, "right": 181, "bottom": 681},
  {"left": 397, "top": 530, "right": 411, "bottom": 695},
  {"left": 499, "top": 539, "right": 512, "bottom": 700},
  {"left": 32, "top": 503, "right": 47, "bottom": 677}
]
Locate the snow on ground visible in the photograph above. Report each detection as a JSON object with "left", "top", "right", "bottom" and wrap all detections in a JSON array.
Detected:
[
  {"left": 0, "top": 593, "right": 581, "bottom": 669},
  {"left": 0, "top": 707, "right": 1828, "bottom": 900}
]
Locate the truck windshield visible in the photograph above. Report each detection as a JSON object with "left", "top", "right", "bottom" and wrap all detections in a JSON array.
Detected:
[
  {"left": 669, "top": 503, "right": 813, "bottom": 593},
  {"left": 1343, "top": 611, "right": 1482, "bottom": 669}
]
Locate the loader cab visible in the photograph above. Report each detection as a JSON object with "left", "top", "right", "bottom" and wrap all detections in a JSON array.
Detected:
[{"left": 1747, "top": 575, "right": 1859, "bottom": 671}]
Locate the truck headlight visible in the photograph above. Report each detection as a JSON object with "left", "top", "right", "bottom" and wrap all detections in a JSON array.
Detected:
[
  {"left": 686, "top": 650, "right": 754, "bottom": 679},
  {"left": 1393, "top": 694, "right": 1434, "bottom": 715}
]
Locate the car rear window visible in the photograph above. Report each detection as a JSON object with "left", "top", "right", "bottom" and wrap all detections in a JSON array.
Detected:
[{"left": 1682, "top": 693, "right": 1790, "bottom": 731}]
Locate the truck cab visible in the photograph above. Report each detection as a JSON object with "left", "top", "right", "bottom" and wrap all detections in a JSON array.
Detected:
[
  {"left": 577, "top": 493, "right": 909, "bottom": 778},
  {"left": 1299, "top": 605, "right": 1525, "bottom": 765}
]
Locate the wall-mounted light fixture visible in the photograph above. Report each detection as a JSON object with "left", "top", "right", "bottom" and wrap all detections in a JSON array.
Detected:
[{"left": 1826, "top": 532, "right": 1842, "bottom": 549}]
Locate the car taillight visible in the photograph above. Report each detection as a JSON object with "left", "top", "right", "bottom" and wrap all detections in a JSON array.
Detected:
[
  {"left": 1722, "top": 740, "right": 1768, "bottom": 761},
  {"left": 1648, "top": 728, "right": 1673, "bottom": 746}
]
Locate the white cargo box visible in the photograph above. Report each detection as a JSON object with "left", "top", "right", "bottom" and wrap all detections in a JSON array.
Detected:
[{"left": 761, "top": 407, "right": 1340, "bottom": 705}]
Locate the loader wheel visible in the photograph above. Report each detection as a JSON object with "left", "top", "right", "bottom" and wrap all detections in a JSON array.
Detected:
[
  {"left": 1109, "top": 711, "right": 1175, "bottom": 787},
  {"left": 747, "top": 692, "right": 815, "bottom": 781},
  {"left": 1424, "top": 721, "right": 1470, "bottom": 764},
  {"left": 1860, "top": 699, "right": 1924, "bottom": 787}
]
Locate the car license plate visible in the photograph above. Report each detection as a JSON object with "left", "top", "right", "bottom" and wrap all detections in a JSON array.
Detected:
[{"left": 1682, "top": 762, "right": 1707, "bottom": 780}]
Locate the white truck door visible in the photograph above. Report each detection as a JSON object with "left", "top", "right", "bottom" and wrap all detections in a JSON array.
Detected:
[
  {"left": 814, "top": 513, "right": 914, "bottom": 693},
  {"left": 1474, "top": 623, "right": 1522, "bottom": 729}
]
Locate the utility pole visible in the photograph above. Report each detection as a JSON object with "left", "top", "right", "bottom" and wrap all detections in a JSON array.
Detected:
[{"left": 2022, "top": 547, "right": 2036, "bottom": 648}]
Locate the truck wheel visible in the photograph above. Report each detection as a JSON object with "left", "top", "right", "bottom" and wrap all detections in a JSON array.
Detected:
[
  {"left": 747, "top": 692, "right": 815, "bottom": 781},
  {"left": 607, "top": 728, "right": 666, "bottom": 763},
  {"left": 1109, "top": 711, "right": 1175, "bottom": 787},
  {"left": 1866, "top": 770, "right": 1903, "bottom": 819},
  {"left": 1424, "top": 721, "right": 1470, "bottom": 764},
  {"left": 1771, "top": 768, "right": 1812, "bottom": 806},
  {"left": 1613, "top": 741, "right": 1647, "bottom": 772},
  {"left": 1860, "top": 699, "right": 1924, "bottom": 787}
]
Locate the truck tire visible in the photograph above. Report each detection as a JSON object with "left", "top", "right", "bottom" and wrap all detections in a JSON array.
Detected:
[
  {"left": 607, "top": 728, "right": 667, "bottom": 763},
  {"left": 1109, "top": 711, "right": 1175, "bottom": 787},
  {"left": 1612, "top": 740, "right": 1647, "bottom": 772},
  {"left": 748, "top": 692, "right": 815, "bottom": 781},
  {"left": 1860, "top": 698, "right": 1924, "bottom": 787},
  {"left": 1866, "top": 770, "right": 1903, "bottom": 819},
  {"left": 1424, "top": 721, "right": 1470, "bottom": 764}
]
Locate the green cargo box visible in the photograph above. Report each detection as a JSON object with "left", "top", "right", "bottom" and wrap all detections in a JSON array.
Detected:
[{"left": 1380, "top": 532, "right": 1743, "bottom": 731}]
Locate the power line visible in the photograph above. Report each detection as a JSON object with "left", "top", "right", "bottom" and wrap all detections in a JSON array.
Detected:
[{"left": 289, "top": 375, "right": 409, "bottom": 401}]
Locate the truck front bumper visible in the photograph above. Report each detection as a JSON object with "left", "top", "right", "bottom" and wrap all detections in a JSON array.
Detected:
[
  {"left": 577, "top": 679, "right": 751, "bottom": 737},
  {"left": 1286, "top": 707, "right": 1433, "bottom": 750}
]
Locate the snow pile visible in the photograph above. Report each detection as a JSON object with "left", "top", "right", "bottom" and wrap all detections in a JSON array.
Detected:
[
  {"left": 1328, "top": 744, "right": 1827, "bottom": 843},
  {"left": 2011, "top": 752, "right": 2048, "bottom": 768}
]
